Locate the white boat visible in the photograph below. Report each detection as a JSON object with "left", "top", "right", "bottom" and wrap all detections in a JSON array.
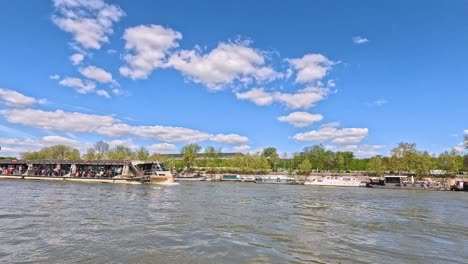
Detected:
[
  {"left": 255, "top": 175, "right": 296, "bottom": 184},
  {"left": 304, "top": 175, "right": 361, "bottom": 187}
]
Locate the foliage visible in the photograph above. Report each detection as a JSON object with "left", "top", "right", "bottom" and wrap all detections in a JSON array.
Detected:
[
  {"left": 204, "top": 146, "right": 221, "bottom": 174},
  {"left": 367, "top": 156, "right": 384, "bottom": 176},
  {"left": 94, "top": 141, "right": 110, "bottom": 159},
  {"left": 21, "top": 145, "right": 80, "bottom": 160},
  {"left": 83, "top": 141, "right": 110, "bottom": 160},
  {"left": 262, "top": 147, "right": 279, "bottom": 170},
  {"left": 181, "top": 144, "right": 201, "bottom": 172},
  {"left": 0, "top": 157, "right": 17, "bottom": 160},
  {"left": 413, "top": 151, "right": 433, "bottom": 177},
  {"left": 134, "top": 147, "right": 149, "bottom": 161},
  {"left": 437, "top": 148, "right": 463, "bottom": 176},
  {"left": 107, "top": 145, "right": 134, "bottom": 160},
  {"left": 297, "top": 159, "right": 312, "bottom": 175}
]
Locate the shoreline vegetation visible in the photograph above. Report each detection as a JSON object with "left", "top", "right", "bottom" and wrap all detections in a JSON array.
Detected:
[{"left": 1, "top": 140, "right": 467, "bottom": 179}]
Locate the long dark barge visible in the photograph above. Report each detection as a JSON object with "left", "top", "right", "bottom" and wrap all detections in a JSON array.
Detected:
[
  {"left": 365, "top": 175, "right": 458, "bottom": 191},
  {"left": 0, "top": 159, "right": 175, "bottom": 185}
]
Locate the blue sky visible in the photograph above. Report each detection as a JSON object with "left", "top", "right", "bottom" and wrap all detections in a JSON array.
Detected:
[{"left": 0, "top": 0, "right": 467, "bottom": 158}]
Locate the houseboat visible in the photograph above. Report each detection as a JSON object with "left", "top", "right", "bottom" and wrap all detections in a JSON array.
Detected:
[
  {"left": 304, "top": 175, "right": 362, "bottom": 187},
  {"left": 221, "top": 174, "right": 239, "bottom": 182},
  {"left": 255, "top": 175, "right": 296, "bottom": 184},
  {"left": 366, "top": 175, "right": 443, "bottom": 190},
  {"left": 0, "top": 159, "right": 174, "bottom": 185}
]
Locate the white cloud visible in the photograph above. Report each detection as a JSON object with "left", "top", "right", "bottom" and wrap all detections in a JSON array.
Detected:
[
  {"left": 107, "top": 49, "right": 117, "bottom": 54},
  {"left": 0, "top": 108, "right": 249, "bottom": 145},
  {"left": 42, "top": 135, "right": 81, "bottom": 146},
  {"left": 79, "top": 65, "right": 114, "bottom": 83},
  {"left": 130, "top": 125, "right": 212, "bottom": 143},
  {"left": 0, "top": 124, "right": 33, "bottom": 138},
  {"left": 352, "top": 36, "right": 369, "bottom": 44},
  {"left": 210, "top": 134, "right": 249, "bottom": 145},
  {"left": 167, "top": 41, "right": 280, "bottom": 90},
  {"left": 327, "top": 144, "right": 384, "bottom": 158},
  {"left": 96, "top": 89, "right": 110, "bottom": 98},
  {"left": 370, "top": 99, "right": 387, "bottom": 106},
  {"left": 235, "top": 88, "right": 274, "bottom": 106},
  {"left": 233, "top": 144, "right": 251, "bottom": 153},
  {"left": 70, "top": 53, "right": 84, "bottom": 65},
  {"left": 52, "top": 0, "right": 125, "bottom": 50},
  {"left": 236, "top": 85, "right": 331, "bottom": 110},
  {"left": 0, "top": 135, "right": 85, "bottom": 157},
  {"left": 50, "top": 74, "right": 60, "bottom": 80},
  {"left": 293, "top": 125, "right": 368, "bottom": 145},
  {"left": 464, "top": 130, "right": 468, "bottom": 135},
  {"left": 320, "top": 122, "right": 340, "bottom": 128},
  {"left": 112, "top": 88, "right": 122, "bottom": 95},
  {"left": 288, "top": 54, "right": 334, "bottom": 84},
  {"left": 278, "top": 112, "right": 323, "bottom": 127},
  {"left": 119, "top": 25, "right": 182, "bottom": 80},
  {"left": 0, "top": 88, "right": 46, "bottom": 107},
  {"left": 107, "top": 139, "right": 138, "bottom": 149},
  {"left": 59, "top": 77, "right": 96, "bottom": 94},
  {"left": 0, "top": 109, "right": 115, "bottom": 133},
  {"left": 148, "top": 143, "right": 177, "bottom": 154},
  {"left": 274, "top": 86, "right": 330, "bottom": 109}
]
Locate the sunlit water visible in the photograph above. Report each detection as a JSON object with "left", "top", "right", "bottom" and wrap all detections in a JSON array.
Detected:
[{"left": 1, "top": 180, "right": 467, "bottom": 263}]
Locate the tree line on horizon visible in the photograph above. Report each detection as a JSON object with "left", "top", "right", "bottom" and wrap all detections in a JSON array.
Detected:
[{"left": 7, "top": 137, "right": 468, "bottom": 177}]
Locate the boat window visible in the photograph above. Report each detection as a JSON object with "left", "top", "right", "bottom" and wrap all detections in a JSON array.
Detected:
[{"left": 385, "top": 177, "right": 402, "bottom": 183}]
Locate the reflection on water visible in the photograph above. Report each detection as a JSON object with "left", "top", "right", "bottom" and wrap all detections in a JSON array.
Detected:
[{"left": 1, "top": 180, "right": 467, "bottom": 263}]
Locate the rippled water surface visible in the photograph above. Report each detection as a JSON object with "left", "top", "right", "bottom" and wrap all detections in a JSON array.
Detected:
[{"left": 1, "top": 180, "right": 467, "bottom": 263}]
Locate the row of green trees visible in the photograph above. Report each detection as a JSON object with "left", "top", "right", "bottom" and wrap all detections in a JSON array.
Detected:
[
  {"left": 14, "top": 138, "right": 468, "bottom": 177},
  {"left": 367, "top": 143, "right": 465, "bottom": 177}
]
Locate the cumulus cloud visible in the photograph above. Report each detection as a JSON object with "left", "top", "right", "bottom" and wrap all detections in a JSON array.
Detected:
[
  {"left": 278, "top": 112, "right": 323, "bottom": 127},
  {"left": 0, "top": 108, "right": 249, "bottom": 145},
  {"left": 42, "top": 135, "right": 81, "bottom": 146},
  {"left": 49, "top": 74, "right": 60, "bottom": 80},
  {"left": 52, "top": 0, "right": 125, "bottom": 50},
  {"left": 79, "top": 65, "right": 114, "bottom": 83},
  {"left": 107, "top": 139, "right": 139, "bottom": 149},
  {"left": 96, "top": 89, "right": 110, "bottom": 98},
  {"left": 233, "top": 144, "right": 251, "bottom": 153},
  {"left": 352, "top": 36, "right": 369, "bottom": 44},
  {"left": 210, "top": 134, "right": 249, "bottom": 145},
  {"left": 59, "top": 77, "right": 96, "bottom": 94},
  {"left": 125, "top": 125, "right": 212, "bottom": 143},
  {"left": 1, "top": 109, "right": 116, "bottom": 132},
  {"left": 70, "top": 53, "right": 84, "bottom": 65},
  {"left": 148, "top": 143, "right": 177, "bottom": 154},
  {"left": 274, "top": 86, "right": 330, "bottom": 109},
  {"left": 293, "top": 124, "right": 368, "bottom": 145},
  {"left": 288, "top": 54, "right": 334, "bottom": 84},
  {"left": 464, "top": 130, "right": 468, "bottom": 135},
  {"left": 167, "top": 41, "right": 281, "bottom": 90},
  {"left": 236, "top": 85, "right": 332, "bottom": 110},
  {"left": 0, "top": 88, "right": 46, "bottom": 107},
  {"left": 326, "top": 144, "right": 384, "bottom": 158},
  {"left": 0, "top": 135, "right": 85, "bottom": 157},
  {"left": 119, "top": 25, "right": 182, "bottom": 80}
]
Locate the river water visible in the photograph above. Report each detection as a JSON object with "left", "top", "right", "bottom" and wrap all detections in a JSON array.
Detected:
[{"left": 0, "top": 180, "right": 467, "bottom": 263}]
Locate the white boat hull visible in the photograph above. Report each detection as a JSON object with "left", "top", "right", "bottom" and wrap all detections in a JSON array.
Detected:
[
  {"left": 304, "top": 181, "right": 361, "bottom": 187},
  {"left": 304, "top": 176, "right": 362, "bottom": 187}
]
